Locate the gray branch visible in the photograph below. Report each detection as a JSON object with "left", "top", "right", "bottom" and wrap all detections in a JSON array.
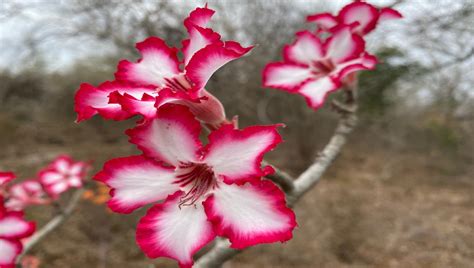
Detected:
[
  {"left": 16, "top": 188, "right": 85, "bottom": 265},
  {"left": 289, "top": 112, "right": 357, "bottom": 205}
]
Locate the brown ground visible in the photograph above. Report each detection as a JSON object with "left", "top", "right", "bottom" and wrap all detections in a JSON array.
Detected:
[{"left": 1, "top": 117, "right": 473, "bottom": 268}]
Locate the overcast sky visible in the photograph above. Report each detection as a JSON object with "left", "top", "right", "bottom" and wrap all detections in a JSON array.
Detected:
[{"left": 0, "top": 0, "right": 471, "bottom": 73}]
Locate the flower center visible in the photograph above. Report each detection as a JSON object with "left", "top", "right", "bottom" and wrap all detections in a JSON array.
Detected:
[
  {"left": 164, "top": 74, "right": 192, "bottom": 92},
  {"left": 175, "top": 163, "right": 216, "bottom": 208},
  {"left": 311, "top": 59, "right": 335, "bottom": 75}
]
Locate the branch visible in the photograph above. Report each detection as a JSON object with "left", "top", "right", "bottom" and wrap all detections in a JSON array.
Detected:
[
  {"left": 289, "top": 112, "right": 356, "bottom": 204},
  {"left": 194, "top": 239, "right": 239, "bottom": 268},
  {"left": 16, "top": 188, "right": 85, "bottom": 264},
  {"left": 262, "top": 160, "right": 295, "bottom": 193}
]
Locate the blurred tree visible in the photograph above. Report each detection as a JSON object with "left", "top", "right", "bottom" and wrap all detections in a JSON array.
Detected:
[{"left": 357, "top": 48, "right": 414, "bottom": 118}]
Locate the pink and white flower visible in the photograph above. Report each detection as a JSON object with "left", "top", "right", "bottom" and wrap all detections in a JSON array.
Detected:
[
  {"left": 74, "top": 81, "right": 157, "bottom": 122},
  {"left": 307, "top": 0, "right": 402, "bottom": 36},
  {"left": 38, "top": 155, "right": 90, "bottom": 198},
  {"left": 4, "top": 180, "right": 49, "bottom": 211},
  {"left": 75, "top": 6, "right": 253, "bottom": 129},
  {"left": 0, "top": 200, "right": 35, "bottom": 268},
  {"left": 0, "top": 172, "right": 15, "bottom": 188},
  {"left": 263, "top": 27, "right": 377, "bottom": 109},
  {"left": 0, "top": 172, "right": 15, "bottom": 198},
  {"left": 95, "top": 104, "right": 296, "bottom": 268}
]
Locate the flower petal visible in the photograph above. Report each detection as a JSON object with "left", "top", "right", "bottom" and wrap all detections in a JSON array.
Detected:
[
  {"left": 283, "top": 31, "right": 324, "bottom": 65},
  {"left": 94, "top": 155, "right": 179, "bottom": 214},
  {"left": 74, "top": 81, "right": 156, "bottom": 122},
  {"left": 6, "top": 180, "right": 48, "bottom": 210},
  {"left": 203, "top": 124, "right": 282, "bottom": 184},
  {"left": 0, "top": 172, "right": 15, "bottom": 187},
  {"left": 338, "top": 1, "right": 379, "bottom": 35},
  {"left": 182, "top": 25, "right": 222, "bottom": 66},
  {"left": 262, "top": 62, "right": 313, "bottom": 91},
  {"left": 297, "top": 76, "right": 340, "bottom": 110},
  {"left": 184, "top": 89, "right": 226, "bottom": 129},
  {"left": 127, "top": 104, "right": 202, "bottom": 166},
  {"left": 40, "top": 172, "right": 63, "bottom": 185},
  {"left": 136, "top": 191, "right": 216, "bottom": 268},
  {"left": 379, "top": 7, "right": 403, "bottom": 22},
  {"left": 0, "top": 238, "right": 22, "bottom": 267},
  {"left": 120, "top": 87, "right": 225, "bottom": 127},
  {"left": 325, "top": 26, "right": 365, "bottom": 63},
  {"left": 332, "top": 53, "right": 378, "bottom": 80},
  {"left": 0, "top": 211, "right": 35, "bottom": 239},
  {"left": 182, "top": 6, "right": 222, "bottom": 65},
  {"left": 117, "top": 93, "right": 158, "bottom": 120},
  {"left": 183, "top": 5, "right": 215, "bottom": 31},
  {"left": 185, "top": 43, "right": 253, "bottom": 93},
  {"left": 203, "top": 180, "right": 296, "bottom": 249},
  {"left": 115, "top": 37, "right": 180, "bottom": 87},
  {"left": 68, "top": 176, "right": 83, "bottom": 187},
  {"left": 306, "top": 13, "right": 338, "bottom": 31},
  {"left": 52, "top": 157, "right": 71, "bottom": 173},
  {"left": 69, "top": 162, "right": 88, "bottom": 176}
]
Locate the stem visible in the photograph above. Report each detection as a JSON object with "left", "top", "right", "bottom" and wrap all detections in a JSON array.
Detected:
[
  {"left": 16, "top": 188, "right": 85, "bottom": 265},
  {"left": 289, "top": 112, "right": 356, "bottom": 205},
  {"left": 194, "top": 238, "right": 239, "bottom": 268},
  {"left": 263, "top": 160, "right": 295, "bottom": 193}
]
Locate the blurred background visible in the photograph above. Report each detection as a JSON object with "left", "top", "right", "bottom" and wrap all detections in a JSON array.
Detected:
[{"left": 0, "top": 0, "right": 473, "bottom": 267}]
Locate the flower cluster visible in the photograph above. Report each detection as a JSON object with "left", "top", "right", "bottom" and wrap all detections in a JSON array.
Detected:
[
  {"left": 263, "top": 0, "right": 402, "bottom": 110},
  {"left": 0, "top": 195, "right": 35, "bottom": 268},
  {"left": 0, "top": 155, "right": 89, "bottom": 266},
  {"left": 75, "top": 5, "right": 253, "bottom": 130},
  {"left": 0, "top": 173, "right": 35, "bottom": 268},
  {"left": 76, "top": 5, "right": 297, "bottom": 268},
  {"left": 73, "top": 2, "right": 402, "bottom": 267}
]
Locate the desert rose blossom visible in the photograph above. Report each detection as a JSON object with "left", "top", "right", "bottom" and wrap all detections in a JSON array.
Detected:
[
  {"left": 75, "top": 6, "right": 252, "bottom": 129},
  {"left": 263, "top": 26, "right": 377, "bottom": 109},
  {"left": 0, "top": 172, "right": 15, "bottom": 197},
  {"left": 0, "top": 172, "right": 15, "bottom": 187},
  {"left": 95, "top": 104, "right": 296, "bottom": 268},
  {"left": 4, "top": 180, "right": 49, "bottom": 211},
  {"left": 38, "top": 155, "right": 90, "bottom": 199},
  {"left": 0, "top": 198, "right": 36, "bottom": 268},
  {"left": 307, "top": 0, "right": 402, "bottom": 36}
]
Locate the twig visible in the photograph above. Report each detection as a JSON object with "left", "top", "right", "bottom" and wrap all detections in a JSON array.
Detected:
[
  {"left": 16, "top": 188, "right": 85, "bottom": 264},
  {"left": 262, "top": 160, "right": 295, "bottom": 193},
  {"left": 194, "top": 238, "right": 239, "bottom": 268},
  {"left": 289, "top": 112, "right": 356, "bottom": 204}
]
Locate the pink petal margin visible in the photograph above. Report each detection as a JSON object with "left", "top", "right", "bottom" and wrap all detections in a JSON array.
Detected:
[
  {"left": 126, "top": 104, "right": 203, "bottom": 166},
  {"left": 202, "top": 124, "right": 283, "bottom": 185},
  {"left": 94, "top": 155, "right": 177, "bottom": 214},
  {"left": 0, "top": 172, "right": 15, "bottom": 187},
  {"left": 0, "top": 211, "right": 36, "bottom": 239},
  {"left": 203, "top": 180, "right": 297, "bottom": 249},
  {"left": 136, "top": 191, "right": 216, "bottom": 268}
]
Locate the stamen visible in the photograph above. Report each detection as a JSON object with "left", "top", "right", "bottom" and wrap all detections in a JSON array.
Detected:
[
  {"left": 164, "top": 75, "right": 192, "bottom": 92},
  {"left": 312, "top": 59, "right": 335, "bottom": 74},
  {"left": 175, "top": 163, "right": 216, "bottom": 208}
]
